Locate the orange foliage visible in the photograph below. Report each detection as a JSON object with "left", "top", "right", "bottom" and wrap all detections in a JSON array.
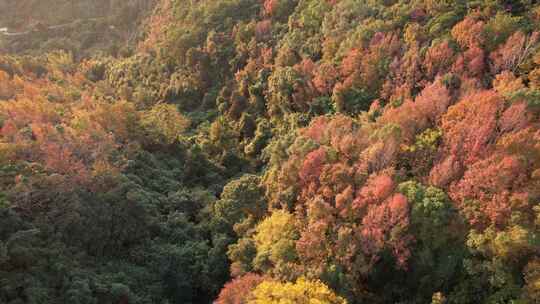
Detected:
[
  {"left": 451, "top": 15, "right": 485, "bottom": 48},
  {"left": 492, "top": 71, "right": 525, "bottom": 95},
  {"left": 263, "top": 0, "right": 279, "bottom": 16},
  {"left": 313, "top": 63, "right": 339, "bottom": 95},
  {"left": 139, "top": 0, "right": 173, "bottom": 52},
  {"left": 424, "top": 40, "right": 455, "bottom": 78},
  {"left": 215, "top": 273, "right": 265, "bottom": 304},
  {"left": 449, "top": 155, "right": 528, "bottom": 228},
  {"left": 299, "top": 147, "right": 327, "bottom": 185},
  {"left": 0, "top": 70, "right": 14, "bottom": 100},
  {"left": 490, "top": 31, "right": 540, "bottom": 73},
  {"left": 439, "top": 90, "right": 505, "bottom": 165},
  {"left": 0, "top": 63, "right": 129, "bottom": 190},
  {"left": 276, "top": 116, "right": 416, "bottom": 287},
  {"left": 380, "top": 80, "right": 451, "bottom": 142},
  {"left": 341, "top": 32, "right": 401, "bottom": 91}
]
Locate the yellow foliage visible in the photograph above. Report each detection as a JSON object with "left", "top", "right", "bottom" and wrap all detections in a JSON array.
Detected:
[
  {"left": 47, "top": 50, "right": 74, "bottom": 76},
  {"left": 431, "top": 292, "right": 446, "bottom": 304},
  {"left": 529, "top": 68, "right": 540, "bottom": 89},
  {"left": 253, "top": 210, "right": 298, "bottom": 268},
  {"left": 468, "top": 225, "right": 532, "bottom": 262},
  {"left": 141, "top": 103, "right": 190, "bottom": 144},
  {"left": 492, "top": 225, "right": 530, "bottom": 260},
  {"left": 0, "top": 70, "right": 12, "bottom": 100},
  {"left": 248, "top": 277, "right": 347, "bottom": 304},
  {"left": 254, "top": 210, "right": 296, "bottom": 251}
]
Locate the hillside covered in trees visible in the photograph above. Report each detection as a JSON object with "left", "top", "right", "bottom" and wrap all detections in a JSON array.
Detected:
[
  {"left": 1, "top": 0, "right": 540, "bottom": 303},
  {"left": 0, "top": 0, "right": 154, "bottom": 57}
]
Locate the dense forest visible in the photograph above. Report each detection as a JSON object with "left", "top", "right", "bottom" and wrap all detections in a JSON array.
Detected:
[
  {"left": 1, "top": 0, "right": 540, "bottom": 303},
  {"left": 0, "top": 0, "right": 154, "bottom": 57}
]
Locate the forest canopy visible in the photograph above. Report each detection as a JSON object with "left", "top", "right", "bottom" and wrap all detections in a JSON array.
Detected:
[{"left": 1, "top": 0, "right": 540, "bottom": 303}]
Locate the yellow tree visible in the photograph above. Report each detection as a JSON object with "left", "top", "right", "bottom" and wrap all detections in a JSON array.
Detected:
[
  {"left": 141, "top": 103, "right": 190, "bottom": 144},
  {"left": 253, "top": 210, "right": 298, "bottom": 272},
  {"left": 248, "top": 278, "right": 347, "bottom": 304}
]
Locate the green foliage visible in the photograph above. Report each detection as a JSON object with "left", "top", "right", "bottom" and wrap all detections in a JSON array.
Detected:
[
  {"left": 0, "top": 0, "right": 152, "bottom": 57},
  {"left": 333, "top": 86, "right": 375, "bottom": 115},
  {"left": 484, "top": 12, "right": 524, "bottom": 51},
  {"left": 399, "top": 181, "right": 455, "bottom": 243},
  {"left": 267, "top": 66, "right": 306, "bottom": 116},
  {"left": 405, "top": 128, "right": 443, "bottom": 153},
  {"left": 141, "top": 103, "right": 190, "bottom": 144},
  {"left": 162, "top": 0, "right": 260, "bottom": 65},
  {"left": 214, "top": 174, "right": 267, "bottom": 226},
  {"left": 392, "top": 181, "right": 467, "bottom": 302}
]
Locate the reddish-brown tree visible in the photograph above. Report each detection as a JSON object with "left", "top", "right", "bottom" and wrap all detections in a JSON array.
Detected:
[{"left": 215, "top": 273, "right": 265, "bottom": 304}]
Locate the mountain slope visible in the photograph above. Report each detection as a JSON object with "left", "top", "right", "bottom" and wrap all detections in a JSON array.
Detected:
[{"left": 1, "top": 1, "right": 540, "bottom": 303}]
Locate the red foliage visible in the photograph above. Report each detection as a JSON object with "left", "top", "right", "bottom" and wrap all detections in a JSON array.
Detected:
[
  {"left": 280, "top": 115, "right": 418, "bottom": 281},
  {"left": 296, "top": 211, "right": 334, "bottom": 272},
  {"left": 452, "top": 46, "right": 485, "bottom": 78},
  {"left": 263, "top": 0, "right": 279, "bottom": 16},
  {"left": 380, "top": 80, "right": 451, "bottom": 141},
  {"left": 353, "top": 172, "right": 395, "bottom": 210},
  {"left": 216, "top": 273, "right": 265, "bottom": 304},
  {"left": 0, "top": 70, "right": 124, "bottom": 190},
  {"left": 465, "top": 46, "right": 486, "bottom": 77},
  {"left": 295, "top": 58, "right": 316, "bottom": 76},
  {"left": 414, "top": 79, "right": 452, "bottom": 123},
  {"left": 255, "top": 20, "right": 272, "bottom": 41},
  {"left": 384, "top": 44, "right": 423, "bottom": 101},
  {"left": 299, "top": 147, "right": 327, "bottom": 185},
  {"left": 361, "top": 193, "right": 411, "bottom": 268},
  {"left": 449, "top": 155, "right": 528, "bottom": 228},
  {"left": 341, "top": 32, "right": 401, "bottom": 91},
  {"left": 429, "top": 155, "right": 463, "bottom": 188},
  {"left": 490, "top": 31, "right": 540, "bottom": 74},
  {"left": 485, "top": 191, "right": 514, "bottom": 228},
  {"left": 301, "top": 116, "right": 329, "bottom": 143},
  {"left": 440, "top": 90, "right": 505, "bottom": 165},
  {"left": 41, "top": 141, "right": 89, "bottom": 183},
  {"left": 370, "top": 32, "right": 387, "bottom": 47},
  {"left": 499, "top": 101, "right": 531, "bottom": 133}
]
